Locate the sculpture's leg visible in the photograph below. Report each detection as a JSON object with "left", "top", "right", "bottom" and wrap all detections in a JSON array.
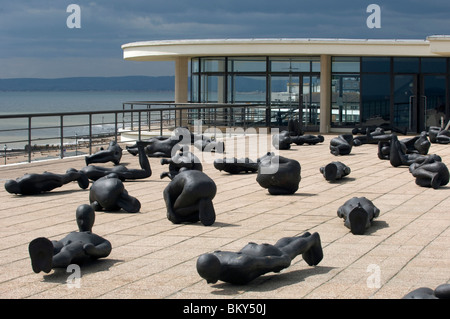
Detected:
[
  {"left": 29, "top": 237, "right": 54, "bottom": 273},
  {"left": 52, "top": 242, "right": 84, "bottom": 268},
  {"left": 198, "top": 198, "right": 216, "bottom": 226},
  {"left": 116, "top": 192, "right": 141, "bottom": 213},
  {"left": 301, "top": 232, "right": 323, "bottom": 266}
]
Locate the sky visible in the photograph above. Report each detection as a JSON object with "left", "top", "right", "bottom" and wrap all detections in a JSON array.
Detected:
[{"left": 1, "top": 0, "right": 450, "bottom": 79}]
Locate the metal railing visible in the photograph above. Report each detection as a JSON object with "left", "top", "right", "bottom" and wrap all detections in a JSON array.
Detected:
[{"left": 0, "top": 102, "right": 268, "bottom": 165}]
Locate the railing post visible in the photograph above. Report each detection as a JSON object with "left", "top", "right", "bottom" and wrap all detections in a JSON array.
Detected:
[
  {"left": 60, "top": 115, "right": 64, "bottom": 159},
  {"left": 28, "top": 116, "right": 32, "bottom": 163},
  {"left": 160, "top": 110, "right": 163, "bottom": 136},
  {"left": 114, "top": 112, "right": 118, "bottom": 142},
  {"left": 89, "top": 113, "right": 92, "bottom": 155},
  {"left": 138, "top": 111, "right": 142, "bottom": 141}
]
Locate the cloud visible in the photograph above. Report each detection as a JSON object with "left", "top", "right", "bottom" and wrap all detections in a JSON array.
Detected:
[{"left": 1, "top": 0, "right": 450, "bottom": 78}]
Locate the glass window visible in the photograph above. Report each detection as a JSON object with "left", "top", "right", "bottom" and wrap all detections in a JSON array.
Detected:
[
  {"left": 332, "top": 57, "right": 360, "bottom": 73},
  {"left": 421, "top": 58, "right": 447, "bottom": 74},
  {"left": 393, "top": 57, "right": 419, "bottom": 73},
  {"left": 190, "top": 74, "right": 199, "bottom": 102},
  {"left": 361, "top": 74, "right": 391, "bottom": 125},
  {"left": 361, "top": 57, "right": 390, "bottom": 73},
  {"left": 228, "top": 75, "right": 266, "bottom": 102},
  {"left": 270, "top": 57, "right": 311, "bottom": 72},
  {"left": 228, "top": 57, "right": 266, "bottom": 72},
  {"left": 191, "top": 58, "right": 199, "bottom": 73},
  {"left": 200, "top": 75, "right": 225, "bottom": 103},
  {"left": 331, "top": 74, "right": 360, "bottom": 126},
  {"left": 200, "top": 58, "right": 225, "bottom": 72}
]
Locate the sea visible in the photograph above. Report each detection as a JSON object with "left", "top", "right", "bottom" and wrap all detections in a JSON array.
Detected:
[{"left": 0, "top": 90, "right": 175, "bottom": 149}]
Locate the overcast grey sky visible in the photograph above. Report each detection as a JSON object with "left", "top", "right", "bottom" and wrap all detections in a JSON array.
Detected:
[{"left": 1, "top": 0, "right": 449, "bottom": 78}]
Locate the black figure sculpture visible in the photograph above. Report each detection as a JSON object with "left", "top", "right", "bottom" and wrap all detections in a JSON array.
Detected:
[
  {"left": 4, "top": 168, "right": 89, "bottom": 195},
  {"left": 160, "top": 150, "right": 203, "bottom": 180},
  {"left": 214, "top": 157, "right": 259, "bottom": 174},
  {"left": 403, "top": 284, "right": 450, "bottom": 299},
  {"left": 291, "top": 134, "right": 324, "bottom": 145},
  {"left": 81, "top": 141, "right": 151, "bottom": 181},
  {"left": 193, "top": 138, "right": 225, "bottom": 153},
  {"left": 163, "top": 170, "right": 217, "bottom": 226},
  {"left": 272, "top": 131, "right": 292, "bottom": 150},
  {"left": 256, "top": 153, "right": 301, "bottom": 195},
  {"left": 409, "top": 157, "right": 449, "bottom": 189},
  {"left": 388, "top": 134, "right": 441, "bottom": 167},
  {"left": 287, "top": 118, "right": 304, "bottom": 136},
  {"left": 353, "top": 127, "right": 386, "bottom": 145},
  {"left": 89, "top": 173, "right": 141, "bottom": 213},
  {"left": 196, "top": 232, "right": 323, "bottom": 285},
  {"left": 329, "top": 134, "right": 354, "bottom": 156},
  {"left": 428, "top": 126, "right": 450, "bottom": 144},
  {"left": 28, "top": 204, "right": 112, "bottom": 273},
  {"left": 320, "top": 161, "right": 351, "bottom": 181},
  {"left": 127, "top": 135, "right": 183, "bottom": 158},
  {"left": 85, "top": 141, "right": 122, "bottom": 165},
  {"left": 401, "top": 131, "right": 431, "bottom": 155},
  {"left": 337, "top": 197, "right": 380, "bottom": 235}
]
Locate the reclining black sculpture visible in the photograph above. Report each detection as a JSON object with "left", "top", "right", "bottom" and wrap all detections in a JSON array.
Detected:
[
  {"left": 213, "top": 157, "right": 259, "bottom": 174},
  {"left": 287, "top": 118, "right": 304, "bottom": 136},
  {"left": 272, "top": 131, "right": 292, "bottom": 150},
  {"left": 163, "top": 170, "right": 217, "bottom": 226},
  {"left": 28, "top": 204, "right": 112, "bottom": 273},
  {"left": 89, "top": 173, "right": 141, "bottom": 213},
  {"left": 388, "top": 134, "right": 441, "bottom": 167},
  {"left": 256, "top": 153, "right": 301, "bottom": 195},
  {"left": 291, "top": 134, "right": 324, "bottom": 145},
  {"left": 85, "top": 140, "right": 122, "bottom": 165},
  {"left": 409, "top": 156, "right": 449, "bottom": 189},
  {"left": 320, "top": 161, "right": 351, "bottom": 181},
  {"left": 4, "top": 168, "right": 89, "bottom": 195},
  {"left": 81, "top": 141, "right": 152, "bottom": 181},
  {"left": 402, "top": 283, "right": 450, "bottom": 299},
  {"left": 329, "top": 134, "right": 354, "bottom": 156},
  {"left": 337, "top": 197, "right": 380, "bottom": 235},
  {"left": 126, "top": 135, "right": 183, "bottom": 158},
  {"left": 428, "top": 126, "right": 450, "bottom": 144},
  {"left": 196, "top": 232, "right": 323, "bottom": 285},
  {"left": 160, "top": 150, "right": 203, "bottom": 180},
  {"left": 193, "top": 138, "right": 225, "bottom": 153}
]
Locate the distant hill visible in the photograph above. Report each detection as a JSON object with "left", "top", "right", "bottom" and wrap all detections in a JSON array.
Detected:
[{"left": 0, "top": 76, "right": 176, "bottom": 91}]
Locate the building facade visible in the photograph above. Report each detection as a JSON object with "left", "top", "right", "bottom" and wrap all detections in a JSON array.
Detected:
[{"left": 122, "top": 36, "right": 450, "bottom": 133}]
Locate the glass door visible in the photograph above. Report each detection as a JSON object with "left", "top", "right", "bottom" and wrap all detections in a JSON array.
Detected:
[
  {"left": 393, "top": 75, "right": 417, "bottom": 132},
  {"left": 302, "top": 75, "right": 321, "bottom": 129},
  {"left": 270, "top": 75, "right": 300, "bottom": 126},
  {"left": 421, "top": 75, "right": 447, "bottom": 130}
]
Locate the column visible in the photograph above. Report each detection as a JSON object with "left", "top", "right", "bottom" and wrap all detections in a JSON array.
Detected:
[
  {"left": 175, "top": 57, "right": 189, "bottom": 103},
  {"left": 320, "top": 55, "right": 331, "bottom": 133}
]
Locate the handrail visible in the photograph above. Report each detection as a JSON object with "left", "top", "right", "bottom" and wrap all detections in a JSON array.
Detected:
[{"left": 0, "top": 102, "right": 268, "bottom": 165}]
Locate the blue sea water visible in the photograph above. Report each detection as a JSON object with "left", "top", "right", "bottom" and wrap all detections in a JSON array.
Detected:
[
  {"left": 0, "top": 90, "right": 174, "bottom": 115},
  {"left": 0, "top": 91, "right": 175, "bottom": 149}
]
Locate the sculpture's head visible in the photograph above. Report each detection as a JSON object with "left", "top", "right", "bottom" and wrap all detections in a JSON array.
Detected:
[
  {"left": 4, "top": 179, "right": 20, "bottom": 194},
  {"left": 196, "top": 253, "right": 221, "bottom": 284},
  {"left": 76, "top": 204, "right": 95, "bottom": 232}
]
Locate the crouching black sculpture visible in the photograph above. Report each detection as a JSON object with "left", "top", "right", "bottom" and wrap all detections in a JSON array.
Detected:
[
  {"left": 89, "top": 173, "right": 141, "bottom": 213},
  {"left": 291, "top": 134, "right": 324, "bottom": 145},
  {"left": 320, "top": 161, "right": 351, "bottom": 181},
  {"left": 196, "top": 232, "right": 323, "bottom": 285},
  {"left": 28, "top": 204, "right": 112, "bottom": 273},
  {"left": 160, "top": 150, "right": 203, "bottom": 180},
  {"left": 337, "top": 197, "right": 380, "bottom": 235},
  {"left": 81, "top": 141, "right": 152, "bottom": 181},
  {"left": 163, "top": 170, "right": 217, "bottom": 226},
  {"left": 4, "top": 168, "right": 89, "bottom": 195},
  {"left": 272, "top": 131, "right": 292, "bottom": 150},
  {"left": 85, "top": 141, "right": 122, "bottom": 165},
  {"left": 256, "top": 154, "right": 301, "bottom": 195},
  {"left": 409, "top": 157, "right": 449, "bottom": 189},
  {"left": 403, "top": 284, "right": 450, "bottom": 299},
  {"left": 329, "top": 134, "right": 354, "bottom": 156}
]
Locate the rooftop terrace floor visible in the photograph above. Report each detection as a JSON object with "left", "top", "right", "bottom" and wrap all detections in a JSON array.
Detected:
[{"left": 0, "top": 133, "right": 449, "bottom": 301}]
